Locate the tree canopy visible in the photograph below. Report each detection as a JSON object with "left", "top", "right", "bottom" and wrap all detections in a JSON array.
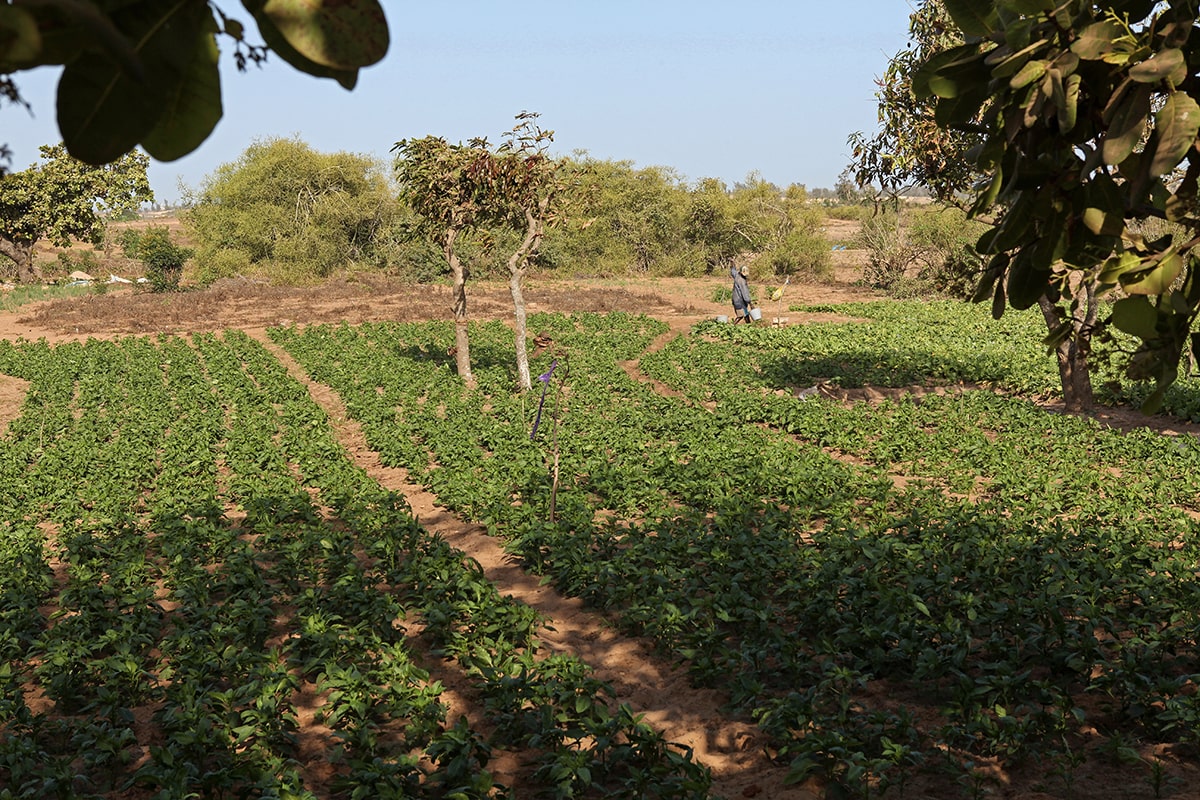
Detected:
[
  {"left": 392, "top": 114, "right": 570, "bottom": 390},
  {"left": 0, "top": 143, "right": 151, "bottom": 282},
  {"left": 0, "top": 0, "right": 388, "bottom": 168},
  {"left": 848, "top": 0, "right": 979, "bottom": 204},
  {"left": 913, "top": 0, "right": 1200, "bottom": 410}
]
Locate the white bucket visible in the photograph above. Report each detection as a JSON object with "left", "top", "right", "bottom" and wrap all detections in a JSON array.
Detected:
[
  {"left": 749, "top": 307, "right": 763, "bottom": 321},
  {"left": 715, "top": 315, "right": 729, "bottom": 323}
]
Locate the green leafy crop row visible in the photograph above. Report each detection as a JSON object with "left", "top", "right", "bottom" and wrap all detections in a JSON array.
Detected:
[
  {"left": 0, "top": 330, "right": 708, "bottom": 800},
  {"left": 273, "top": 306, "right": 1200, "bottom": 797}
]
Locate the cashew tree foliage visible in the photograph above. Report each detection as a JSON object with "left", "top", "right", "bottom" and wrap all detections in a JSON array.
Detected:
[
  {"left": 0, "top": 143, "right": 151, "bottom": 282},
  {"left": 917, "top": 0, "right": 1200, "bottom": 412},
  {"left": 392, "top": 135, "right": 490, "bottom": 387},
  {"left": 393, "top": 113, "right": 568, "bottom": 392},
  {"left": 848, "top": 0, "right": 979, "bottom": 205},
  {"left": 0, "top": 0, "right": 388, "bottom": 169}
]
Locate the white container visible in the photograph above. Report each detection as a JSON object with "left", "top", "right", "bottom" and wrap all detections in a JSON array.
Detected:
[
  {"left": 749, "top": 307, "right": 763, "bottom": 321},
  {"left": 715, "top": 315, "right": 729, "bottom": 323}
]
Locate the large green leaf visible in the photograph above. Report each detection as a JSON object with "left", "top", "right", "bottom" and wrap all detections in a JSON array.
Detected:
[
  {"left": 1129, "top": 47, "right": 1186, "bottom": 86},
  {"left": 6, "top": 1, "right": 141, "bottom": 72},
  {"left": 1081, "top": 206, "right": 1123, "bottom": 237},
  {"left": 1009, "top": 59, "right": 1046, "bottom": 89},
  {"left": 1149, "top": 93, "right": 1200, "bottom": 177},
  {"left": 0, "top": 5, "right": 40, "bottom": 67},
  {"left": 990, "top": 192, "right": 1036, "bottom": 252},
  {"left": 1111, "top": 295, "right": 1159, "bottom": 339},
  {"left": 1006, "top": 247, "right": 1048, "bottom": 310},
  {"left": 247, "top": 10, "right": 356, "bottom": 88},
  {"left": 943, "top": 0, "right": 999, "bottom": 37},
  {"left": 1122, "top": 251, "right": 1183, "bottom": 295},
  {"left": 141, "top": 25, "right": 222, "bottom": 162},
  {"left": 1070, "top": 20, "right": 1125, "bottom": 60},
  {"left": 1098, "top": 250, "right": 1143, "bottom": 287},
  {"left": 1102, "top": 83, "right": 1151, "bottom": 165},
  {"left": 934, "top": 77, "right": 993, "bottom": 126},
  {"left": 245, "top": 0, "right": 388, "bottom": 70},
  {"left": 914, "top": 43, "right": 984, "bottom": 99},
  {"left": 998, "top": 0, "right": 1053, "bottom": 13},
  {"left": 58, "top": 2, "right": 212, "bottom": 165}
]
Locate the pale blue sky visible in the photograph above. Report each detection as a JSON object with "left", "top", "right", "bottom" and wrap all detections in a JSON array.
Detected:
[{"left": 5, "top": 2, "right": 917, "bottom": 203}]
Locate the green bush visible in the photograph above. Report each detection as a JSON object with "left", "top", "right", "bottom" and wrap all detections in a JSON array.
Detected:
[
  {"left": 136, "top": 226, "right": 192, "bottom": 292},
  {"left": 762, "top": 227, "right": 832, "bottom": 279},
  {"left": 55, "top": 249, "right": 101, "bottom": 275},
  {"left": 857, "top": 212, "right": 911, "bottom": 291},
  {"left": 823, "top": 204, "right": 872, "bottom": 221},
  {"left": 184, "top": 137, "right": 403, "bottom": 285},
  {"left": 906, "top": 204, "right": 987, "bottom": 298},
  {"left": 858, "top": 204, "right": 986, "bottom": 298},
  {"left": 117, "top": 228, "right": 143, "bottom": 258}
]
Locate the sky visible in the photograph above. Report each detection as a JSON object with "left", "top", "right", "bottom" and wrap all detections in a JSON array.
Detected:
[{"left": 4, "top": 1, "right": 917, "bottom": 204}]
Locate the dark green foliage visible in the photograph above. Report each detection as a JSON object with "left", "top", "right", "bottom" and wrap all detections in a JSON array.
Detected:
[
  {"left": 858, "top": 204, "right": 987, "bottom": 298},
  {"left": 0, "top": 328, "right": 711, "bottom": 799},
  {"left": 273, "top": 305, "right": 1200, "bottom": 796},
  {"left": 126, "top": 226, "right": 192, "bottom": 292},
  {"left": 2, "top": 2, "right": 388, "bottom": 167}
]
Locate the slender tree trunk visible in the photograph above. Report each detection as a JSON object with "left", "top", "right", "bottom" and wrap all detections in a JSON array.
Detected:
[
  {"left": 1038, "top": 287, "right": 1097, "bottom": 413},
  {"left": 444, "top": 228, "right": 474, "bottom": 388},
  {"left": 0, "top": 236, "right": 38, "bottom": 283},
  {"left": 510, "top": 266, "right": 531, "bottom": 390},
  {"left": 508, "top": 207, "right": 544, "bottom": 392}
]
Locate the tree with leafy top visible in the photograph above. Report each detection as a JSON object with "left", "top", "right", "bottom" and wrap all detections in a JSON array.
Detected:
[
  {"left": 848, "top": 0, "right": 979, "bottom": 206},
  {"left": 482, "top": 113, "right": 569, "bottom": 391},
  {"left": 906, "top": 0, "right": 1200, "bottom": 413},
  {"left": 392, "top": 135, "right": 489, "bottom": 387},
  {"left": 0, "top": 144, "right": 151, "bottom": 283},
  {"left": 394, "top": 114, "right": 569, "bottom": 391}
]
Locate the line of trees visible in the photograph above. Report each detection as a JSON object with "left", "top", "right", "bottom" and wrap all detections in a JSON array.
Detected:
[{"left": 178, "top": 134, "right": 832, "bottom": 288}]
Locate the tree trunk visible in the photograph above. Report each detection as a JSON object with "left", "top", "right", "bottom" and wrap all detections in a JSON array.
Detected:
[
  {"left": 507, "top": 207, "right": 545, "bottom": 392},
  {"left": 444, "top": 228, "right": 474, "bottom": 388},
  {"left": 1038, "top": 287, "right": 1097, "bottom": 413},
  {"left": 0, "top": 235, "right": 38, "bottom": 283},
  {"left": 510, "top": 266, "right": 531, "bottom": 390}
]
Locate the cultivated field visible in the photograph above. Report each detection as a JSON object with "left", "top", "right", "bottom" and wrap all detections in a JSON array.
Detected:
[{"left": 3, "top": 261, "right": 1200, "bottom": 800}]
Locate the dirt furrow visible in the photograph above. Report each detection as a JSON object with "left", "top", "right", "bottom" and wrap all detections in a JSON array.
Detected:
[{"left": 252, "top": 330, "right": 818, "bottom": 800}]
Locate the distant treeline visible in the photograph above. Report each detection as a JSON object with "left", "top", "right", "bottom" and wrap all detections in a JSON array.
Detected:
[{"left": 179, "top": 137, "right": 836, "bottom": 285}]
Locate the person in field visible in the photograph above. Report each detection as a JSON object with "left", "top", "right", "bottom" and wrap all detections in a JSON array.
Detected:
[{"left": 731, "top": 263, "right": 755, "bottom": 323}]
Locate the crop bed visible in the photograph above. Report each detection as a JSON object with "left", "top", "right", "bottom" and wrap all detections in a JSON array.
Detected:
[
  {"left": 4, "top": 300, "right": 1200, "bottom": 798},
  {"left": 0, "top": 329, "right": 708, "bottom": 799},
  {"left": 272, "top": 304, "right": 1200, "bottom": 797}
]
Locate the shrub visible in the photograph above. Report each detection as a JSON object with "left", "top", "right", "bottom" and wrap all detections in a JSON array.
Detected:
[
  {"left": 184, "top": 137, "right": 401, "bottom": 285},
  {"left": 136, "top": 227, "right": 192, "bottom": 292},
  {"left": 858, "top": 204, "right": 986, "bottom": 298},
  {"left": 824, "top": 204, "right": 872, "bottom": 222},
  {"left": 906, "top": 204, "right": 987, "bottom": 298},
  {"left": 117, "top": 228, "right": 143, "bottom": 258},
  {"left": 762, "top": 227, "right": 832, "bottom": 279},
  {"left": 55, "top": 249, "right": 102, "bottom": 276},
  {"left": 857, "top": 212, "right": 913, "bottom": 291}
]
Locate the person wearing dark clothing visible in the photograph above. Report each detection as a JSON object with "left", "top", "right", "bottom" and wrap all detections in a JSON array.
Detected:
[{"left": 731, "top": 264, "right": 754, "bottom": 322}]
